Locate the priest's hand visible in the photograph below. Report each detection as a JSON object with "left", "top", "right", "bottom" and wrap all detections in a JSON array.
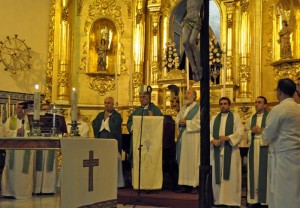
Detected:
[
  {"left": 211, "top": 139, "right": 221, "bottom": 147},
  {"left": 148, "top": 111, "right": 153, "bottom": 116},
  {"left": 219, "top": 135, "right": 230, "bottom": 141},
  {"left": 104, "top": 110, "right": 111, "bottom": 120},
  {"left": 17, "top": 128, "right": 25, "bottom": 137},
  {"left": 179, "top": 118, "right": 186, "bottom": 127},
  {"left": 251, "top": 126, "right": 263, "bottom": 134}
]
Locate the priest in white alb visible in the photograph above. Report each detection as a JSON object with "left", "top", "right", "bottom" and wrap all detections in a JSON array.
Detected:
[
  {"left": 175, "top": 89, "right": 200, "bottom": 193},
  {"left": 210, "top": 97, "right": 244, "bottom": 207},
  {"left": 1, "top": 102, "right": 34, "bottom": 199}
]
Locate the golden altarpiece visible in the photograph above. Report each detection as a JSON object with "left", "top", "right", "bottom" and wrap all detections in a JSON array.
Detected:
[{"left": 42, "top": 0, "right": 300, "bottom": 136}]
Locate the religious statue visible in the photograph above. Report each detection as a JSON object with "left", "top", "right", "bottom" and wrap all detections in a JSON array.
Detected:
[
  {"left": 182, "top": 0, "right": 203, "bottom": 82},
  {"left": 97, "top": 39, "right": 108, "bottom": 71},
  {"left": 97, "top": 27, "right": 112, "bottom": 71},
  {"left": 278, "top": 20, "right": 293, "bottom": 59}
]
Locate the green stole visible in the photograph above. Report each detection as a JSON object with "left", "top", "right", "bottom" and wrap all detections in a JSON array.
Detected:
[
  {"left": 8, "top": 116, "right": 31, "bottom": 174},
  {"left": 213, "top": 111, "right": 234, "bottom": 184},
  {"left": 176, "top": 103, "right": 199, "bottom": 164},
  {"left": 249, "top": 110, "right": 268, "bottom": 203},
  {"left": 36, "top": 150, "right": 55, "bottom": 172}
]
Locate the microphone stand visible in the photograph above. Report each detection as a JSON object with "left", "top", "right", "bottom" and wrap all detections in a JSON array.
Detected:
[{"left": 136, "top": 106, "right": 144, "bottom": 202}]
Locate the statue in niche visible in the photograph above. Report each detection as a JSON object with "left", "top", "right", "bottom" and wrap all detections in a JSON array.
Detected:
[
  {"left": 182, "top": 0, "right": 203, "bottom": 82},
  {"left": 278, "top": 20, "right": 293, "bottom": 59},
  {"left": 97, "top": 27, "right": 112, "bottom": 71},
  {"left": 97, "top": 38, "right": 108, "bottom": 71}
]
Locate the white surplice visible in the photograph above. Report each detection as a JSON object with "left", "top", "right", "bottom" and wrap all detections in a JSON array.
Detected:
[
  {"left": 210, "top": 112, "right": 244, "bottom": 206},
  {"left": 246, "top": 113, "right": 269, "bottom": 204},
  {"left": 33, "top": 150, "right": 57, "bottom": 194},
  {"left": 262, "top": 98, "right": 300, "bottom": 208},
  {"left": 1, "top": 116, "right": 34, "bottom": 199},
  {"left": 175, "top": 102, "right": 200, "bottom": 187}
]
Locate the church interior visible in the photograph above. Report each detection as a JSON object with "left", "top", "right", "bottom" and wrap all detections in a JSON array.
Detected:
[{"left": 0, "top": 0, "right": 300, "bottom": 207}]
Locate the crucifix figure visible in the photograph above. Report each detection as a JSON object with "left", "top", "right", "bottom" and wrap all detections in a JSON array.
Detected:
[
  {"left": 182, "top": 0, "right": 204, "bottom": 81},
  {"left": 83, "top": 150, "right": 99, "bottom": 192}
]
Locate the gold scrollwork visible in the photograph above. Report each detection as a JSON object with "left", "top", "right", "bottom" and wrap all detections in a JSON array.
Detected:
[
  {"left": 159, "top": 69, "right": 186, "bottom": 81},
  {"left": 120, "top": 43, "right": 127, "bottom": 73},
  {"left": 46, "top": 0, "right": 56, "bottom": 101},
  {"left": 132, "top": 72, "right": 143, "bottom": 88},
  {"left": 88, "top": 76, "right": 116, "bottom": 95},
  {"left": 62, "top": 6, "right": 69, "bottom": 21},
  {"left": 57, "top": 71, "right": 69, "bottom": 87},
  {"left": 136, "top": 8, "right": 143, "bottom": 24},
  {"left": 238, "top": 106, "right": 252, "bottom": 123},
  {"left": 226, "top": 2, "right": 236, "bottom": 28},
  {"left": 271, "top": 59, "right": 300, "bottom": 81},
  {"left": 240, "top": 0, "right": 249, "bottom": 13},
  {"left": 84, "top": 0, "right": 124, "bottom": 35}
]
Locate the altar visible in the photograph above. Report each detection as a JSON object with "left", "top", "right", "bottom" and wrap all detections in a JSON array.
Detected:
[{"left": 0, "top": 137, "right": 118, "bottom": 208}]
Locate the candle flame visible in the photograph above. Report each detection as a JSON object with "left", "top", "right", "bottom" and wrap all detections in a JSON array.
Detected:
[
  {"left": 35, "top": 84, "right": 39, "bottom": 90},
  {"left": 72, "top": 87, "right": 76, "bottom": 91}
]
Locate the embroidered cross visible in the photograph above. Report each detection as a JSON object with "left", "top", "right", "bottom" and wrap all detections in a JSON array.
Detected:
[{"left": 83, "top": 150, "right": 99, "bottom": 192}]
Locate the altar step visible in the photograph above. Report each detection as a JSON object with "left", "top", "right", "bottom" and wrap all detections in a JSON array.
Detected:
[{"left": 117, "top": 188, "right": 199, "bottom": 208}]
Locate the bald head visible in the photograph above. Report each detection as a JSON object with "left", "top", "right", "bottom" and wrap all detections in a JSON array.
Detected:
[
  {"left": 104, "top": 96, "right": 114, "bottom": 112},
  {"left": 184, "top": 89, "right": 197, "bottom": 105}
]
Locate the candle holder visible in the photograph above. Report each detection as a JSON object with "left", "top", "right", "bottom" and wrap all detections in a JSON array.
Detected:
[
  {"left": 29, "top": 120, "right": 42, "bottom": 136},
  {"left": 70, "top": 121, "right": 80, "bottom": 136},
  {"left": 52, "top": 104, "right": 58, "bottom": 136}
]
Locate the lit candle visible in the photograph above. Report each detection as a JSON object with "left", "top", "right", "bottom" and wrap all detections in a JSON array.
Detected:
[
  {"left": 71, "top": 88, "right": 78, "bottom": 121},
  {"left": 34, "top": 84, "right": 41, "bottom": 120}
]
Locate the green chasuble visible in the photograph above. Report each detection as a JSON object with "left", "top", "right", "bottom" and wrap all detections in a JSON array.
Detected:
[
  {"left": 249, "top": 110, "right": 268, "bottom": 203},
  {"left": 212, "top": 111, "right": 234, "bottom": 184}
]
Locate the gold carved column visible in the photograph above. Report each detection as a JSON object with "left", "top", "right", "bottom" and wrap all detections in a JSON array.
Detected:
[
  {"left": 56, "top": 0, "right": 70, "bottom": 103},
  {"left": 224, "top": 2, "right": 235, "bottom": 85},
  {"left": 237, "top": 0, "right": 251, "bottom": 101},
  {"left": 148, "top": 9, "right": 161, "bottom": 85},
  {"left": 132, "top": 0, "right": 146, "bottom": 105}
]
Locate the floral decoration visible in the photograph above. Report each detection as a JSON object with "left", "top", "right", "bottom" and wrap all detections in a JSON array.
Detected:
[
  {"left": 209, "top": 37, "right": 222, "bottom": 69},
  {"left": 162, "top": 39, "right": 180, "bottom": 71}
]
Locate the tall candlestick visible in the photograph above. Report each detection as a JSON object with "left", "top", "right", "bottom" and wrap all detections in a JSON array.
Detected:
[
  {"left": 53, "top": 104, "right": 56, "bottom": 127},
  {"left": 0, "top": 104, "right": 3, "bottom": 123},
  {"left": 34, "top": 84, "right": 41, "bottom": 120},
  {"left": 71, "top": 88, "right": 78, "bottom": 121},
  {"left": 146, "top": 61, "right": 150, "bottom": 85},
  {"left": 186, "top": 57, "right": 190, "bottom": 90},
  {"left": 11, "top": 104, "right": 14, "bottom": 115},
  {"left": 6, "top": 103, "right": 8, "bottom": 119},
  {"left": 8, "top": 95, "right": 11, "bottom": 117}
]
